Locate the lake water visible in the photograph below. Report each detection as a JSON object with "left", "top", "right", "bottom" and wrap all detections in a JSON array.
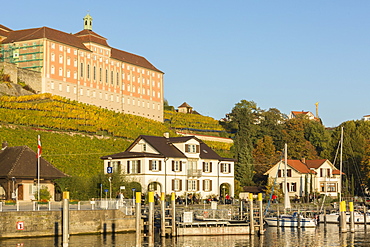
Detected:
[{"left": 1, "top": 224, "right": 370, "bottom": 246}]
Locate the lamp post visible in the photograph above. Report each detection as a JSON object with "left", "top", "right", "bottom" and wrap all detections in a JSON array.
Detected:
[
  {"left": 11, "top": 177, "right": 16, "bottom": 200},
  {"left": 222, "top": 185, "right": 226, "bottom": 204}
]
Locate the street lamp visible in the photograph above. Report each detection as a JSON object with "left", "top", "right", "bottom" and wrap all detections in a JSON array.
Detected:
[
  {"left": 11, "top": 177, "right": 16, "bottom": 200},
  {"left": 222, "top": 185, "right": 226, "bottom": 204}
]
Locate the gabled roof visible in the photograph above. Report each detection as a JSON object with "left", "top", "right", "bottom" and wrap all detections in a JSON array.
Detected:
[
  {"left": 0, "top": 146, "right": 68, "bottom": 179},
  {"left": 101, "top": 135, "right": 234, "bottom": 161},
  {"left": 305, "top": 159, "right": 327, "bottom": 169},
  {"left": 287, "top": 159, "right": 315, "bottom": 174},
  {"left": 179, "top": 102, "right": 192, "bottom": 108},
  {"left": 0, "top": 24, "right": 13, "bottom": 32},
  {"left": 1, "top": 26, "right": 90, "bottom": 51},
  {"left": 74, "top": 29, "right": 109, "bottom": 47}
]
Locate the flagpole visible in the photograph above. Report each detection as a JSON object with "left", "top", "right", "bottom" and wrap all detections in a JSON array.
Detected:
[{"left": 37, "top": 135, "right": 40, "bottom": 201}]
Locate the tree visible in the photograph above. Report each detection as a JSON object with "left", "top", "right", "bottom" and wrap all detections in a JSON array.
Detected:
[
  {"left": 252, "top": 135, "right": 281, "bottom": 185},
  {"left": 229, "top": 100, "right": 260, "bottom": 186},
  {"left": 258, "top": 108, "right": 286, "bottom": 150}
]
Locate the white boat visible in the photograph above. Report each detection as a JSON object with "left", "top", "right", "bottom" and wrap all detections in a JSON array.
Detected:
[
  {"left": 264, "top": 144, "right": 317, "bottom": 228},
  {"left": 265, "top": 213, "right": 317, "bottom": 228},
  {"left": 318, "top": 211, "right": 370, "bottom": 224}
]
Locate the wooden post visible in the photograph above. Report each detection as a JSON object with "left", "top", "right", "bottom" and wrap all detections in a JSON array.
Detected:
[
  {"left": 277, "top": 207, "right": 280, "bottom": 228},
  {"left": 160, "top": 192, "right": 166, "bottom": 237},
  {"left": 258, "top": 193, "right": 264, "bottom": 235},
  {"left": 349, "top": 201, "right": 354, "bottom": 233},
  {"left": 171, "top": 192, "right": 176, "bottom": 237},
  {"left": 249, "top": 193, "right": 254, "bottom": 235},
  {"left": 297, "top": 209, "right": 301, "bottom": 229},
  {"left": 135, "top": 192, "right": 142, "bottom": 247},
  {"left": 324, "top": 207, "right": 327, "bottom": 225}
]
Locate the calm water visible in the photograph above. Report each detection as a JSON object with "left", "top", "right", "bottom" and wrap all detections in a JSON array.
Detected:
[{"left": 1, "top": 225, "right": 369, "bottom": 246}]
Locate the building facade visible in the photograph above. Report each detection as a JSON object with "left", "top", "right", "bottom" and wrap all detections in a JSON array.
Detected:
[
  {"left": 101, "top": 135, "right": 235, "bottom": 198},
  {"left": 0, "top": 14, "right": 164, "bottom": 121},
  {"left": 264, "top": 159, "right": 342, "bottom": 198}
]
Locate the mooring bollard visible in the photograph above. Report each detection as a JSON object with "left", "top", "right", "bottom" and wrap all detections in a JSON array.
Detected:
[
  {"left": 161, "top": 192, "right": 166, "bottom": 237},
  {"left": 249, "top": 193, "right": 254, "bottom": 235},
  {"left": 340, "top": 201, "right": 347, "bottom": 233},
  {"left": 62, "top": 198, "right": 69, "bottom": 247},
  {"left": 148, "top": 191, "right": 154, "bottom": 237},
  {"left": 258, "top": 193, "right": 264, "bottom": 235},
  {"left": 135, "top": 192, "right": 142, "bottom": 247},
  {"left": 171, "top": 192, "right": 176, "bottom": 237},
  {"left": 349, "top": 202, "right": 354, "bottom": 233}
]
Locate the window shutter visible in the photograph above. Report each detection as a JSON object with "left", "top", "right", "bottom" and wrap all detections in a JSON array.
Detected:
[
  {"left": 149, "top": 160, "right": 152, "bottom": 171},
  {"left": 172, "top": 161, "right": 175, "bottom": 171},
  {"left": 210, "top": 162, "right": 212, "bottom": 173},
  {"left": 172, "top": 179, "right": 175, "bottom": 191},
  {"left": 186, "top": 180, "right": 188, "bottom": 191},
  {"left": 203, "top": 162, "right": 205, "bottom": 172},
  {"left": 287, "top": 183, "right": 290, "bottom": 192},
  {"left": 228, "top": 164, "right": 231, "bottom": 173},
  {"left": 180, "top": 161, "right": 182, "bottom": 171},
  {"left": 210, "top": 180, "right": 212, "bottom": 191},
  {"left": 180, "top": 179, "right": 182, "bottom": 191},
  {"left": 138, "top": 160, "right": 141, "bottom": 173},
  {"left": 196, "top": 145, "right": 200, "bottom": 153},
  {"left": 278, "top": 170, "right": 281, "bottom": 177},
  {"left": 185, "top": 144, "right": 189, "bottom": 152},
  {"left": 203, "top": 180, "right": 205, "bottom": 191},
  {"left": 197, "top": 180, "right": 200, "bottom": 191},
  {"left": 159, "top": 160, "right": 162, "bottom": 171},
  {"left": 127, "top": 161, "right": 130, "bottom": 174}
]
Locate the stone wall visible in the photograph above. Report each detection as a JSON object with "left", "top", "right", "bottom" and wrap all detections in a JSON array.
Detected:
[
  {"left": 0, "top": 62, "right": 41, "bottom": 93},
  {"left": 0, "top": 209, "right": 138, "bottom": 238}
]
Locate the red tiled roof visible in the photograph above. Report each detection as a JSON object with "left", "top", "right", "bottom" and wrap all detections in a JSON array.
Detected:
[
  {"left": 287, "top": 159, "right": 316, "bottom": 174},
  {"left": 305, "top": 159, "right": 327, "bottom": 169},
  {"left": 1, "top": 26, "right": 90, "bottom": 51},
  {"left": 179, "top": 102, "right": 192, "bottom": 108},
  {"left": 332, "top": 170, "right": 345, "bottom": 175},
  {"left": 111, "top": 48, "right": 163, "bottom": 73},
  {"left": 0, "top": 24, "right": 13, "bottom": 32},
  {"left": 74, "top": 29, "right": 109, "bottom": 47}
]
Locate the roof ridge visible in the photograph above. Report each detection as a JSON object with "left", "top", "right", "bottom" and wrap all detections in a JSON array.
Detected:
[{"left": 8, "top": 146, "right": 27, "bottom": 176}]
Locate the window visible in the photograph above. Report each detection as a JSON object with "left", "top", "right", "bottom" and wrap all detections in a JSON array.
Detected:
[
  {"left": 186, "top": 144, "right": 198, "bottom": 153},
  {"left": 221, "top": 163, "right": 230, "bottom": 173},
  {"left": 149, "top": 160, "right": 161, "bottom": 171},
  {"left": 67, "top": 70, "right": 70, "bottom": 78},
  {"left": 327, "top": 183, "right": 336, "bottom": 192},
  {"left": 203, "top": 162, "right": 212, "bottom": 172},
  {"left": 67, "top": 57, "right": 70, "bottom": 65},
  {"left": 278, "top": 169, "right": 291, "bottom": 177},
  {"left": 203, "top": 180, "right": 212, "bottom": 192},
  {"left": 320, "top": 183, "right": 325, "bottom": 192},
  {"left": 187, "top": 180, "right": 198, "bottom": 192},
  {"left": 59, "top": 68, "right": 63, "bottom": 76},
  {"left": 172, "top": 179, "right": 182, "bottom": 191},
  {"left": 105, "top": 69, "right": 108, "bottom": 83},
  {"left": 290, "top": 182, "right": 297, "bottom": 192},
  {"left": 142, "top": 144, "right": 147, "bottom": 152},
  {"left": 127, "top": 160, "right": 141, "bottom": 174},
  {"left": 80, "top": 63, "right": 84, "bottom": 77},
  {"left": 66, "top": 85, "right": 70, "bottom": 93},
  {"left": 93, "top": 66, "right": 96, "bottom": 80},
  {"left": 51, "top": 82, "right": 54, "bottom": 90},
  {"left": 59, "top": 55, "right": 63, "bottom": 64},
  {"left": 172, "top": 161, "right": 182, "bottom": 172},
  {"left": 87, "top": 64, "right": 90, "bottom": 79},
  {"left": 51, "top": 66, "right": 55, "bottom": 74},
  {"left": 59, "top": 84, "right": 62, "bottom": 91},
  {"left": 51, "top": 53, "right": 55, "bottom": 61}
]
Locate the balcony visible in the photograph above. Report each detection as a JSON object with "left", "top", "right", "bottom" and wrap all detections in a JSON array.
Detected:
[{"left": 187, "top": 169, "right": 202, "bottom": 177}]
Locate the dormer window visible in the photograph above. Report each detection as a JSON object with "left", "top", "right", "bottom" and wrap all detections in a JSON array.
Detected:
[{"left": 186, "top": 144, "right": 199, "bottom": 153}]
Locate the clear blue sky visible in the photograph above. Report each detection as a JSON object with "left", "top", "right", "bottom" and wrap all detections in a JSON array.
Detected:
[{"left": 3, "top": 1, "right": 370, "bottom": 127}]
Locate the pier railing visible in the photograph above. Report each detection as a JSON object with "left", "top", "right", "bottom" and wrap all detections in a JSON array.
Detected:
[{"left": 0, "top": 199, "right": 135, "bottom": 214}]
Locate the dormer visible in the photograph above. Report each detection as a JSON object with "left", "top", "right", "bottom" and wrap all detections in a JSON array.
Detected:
[{"left": 130, "top": 139, "right": 159, "bottom": 154}]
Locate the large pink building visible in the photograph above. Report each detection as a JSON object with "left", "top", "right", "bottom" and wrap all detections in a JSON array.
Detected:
[{"left": 0, "top": 14, "right": 164, "bottom": 121}]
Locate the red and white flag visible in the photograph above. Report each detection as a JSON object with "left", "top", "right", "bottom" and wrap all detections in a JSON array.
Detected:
[{"left": 37, "top": 135, "right": 42, "bottom": 158}]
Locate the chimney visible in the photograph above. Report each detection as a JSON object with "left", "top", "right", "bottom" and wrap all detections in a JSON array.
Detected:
[
  {"left": 301, "top": 157, "right": 306, "bottom": 164},
  {"left": 2, "top": 141, "right": 8, "bottom": 150},
  {"left": 163, "top": 132, "right": 169, "bottom": 139}
]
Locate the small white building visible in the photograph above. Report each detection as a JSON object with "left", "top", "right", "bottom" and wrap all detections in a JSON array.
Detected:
[
  {"left": 264, "top": 158, "right": 342, "bottom": 198},
  {"left": 101, "top": 135, "right": 235, "bottom": 198}
]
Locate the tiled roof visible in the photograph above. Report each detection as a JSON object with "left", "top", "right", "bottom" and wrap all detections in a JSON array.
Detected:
[
  {"left": 0, "top": 146, "right": 68, "bottom": 179},
  {"left": 101, "top": 135, "right": 233, "bottom": 161},
  {"left": 0, "top": 24, "right": 13, "bottom": 32},
  {"left": 179, "top": 102, "right": 192, "bottom": 108},
  {"left": 332, "top": 170, "right": 345, "bottom": 175},
  {"left": 305, "top": 159, "right": 327, "bottom": 169},
  {"left": 1, "top": 26, "right": 90, "bottom": 51},
  {"left": 287, "top": 159, "right": 315, "bottom": 174},
  {"left": 74, "top": 29, "right": 109, "bottom": 47},
  {"left": 111, "top": 48, "right": 163, "bottom": 73}
]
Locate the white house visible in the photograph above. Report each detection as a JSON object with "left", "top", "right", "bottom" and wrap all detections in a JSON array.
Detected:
[
  {"left": 264, "top": 158, "right": 342, "bottom": 198},
  {"left": 101, "top": 134, "right": 235, "bottom": 198}
]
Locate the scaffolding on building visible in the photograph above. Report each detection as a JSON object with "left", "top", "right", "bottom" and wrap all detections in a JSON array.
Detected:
[{"left": 0, "top": 43, "right": 43, "bottom": 72}]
